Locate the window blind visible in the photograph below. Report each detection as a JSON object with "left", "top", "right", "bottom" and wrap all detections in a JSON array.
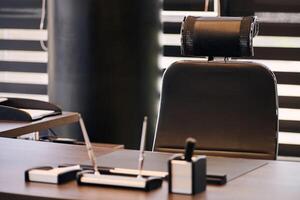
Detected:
[
  {"left": 0, "top": 0, "right": 48, "bottom": 101},
  {"left": 160, "top": 0, "right": 300, "bottom": 156}
]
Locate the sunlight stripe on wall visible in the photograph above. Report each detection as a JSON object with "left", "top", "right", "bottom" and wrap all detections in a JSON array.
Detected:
[
  {"left": 279, "top": 132, "right": 300, "bottom": 145},
  {"left": 0, "top": 50, "right": 47, "bottom": 63},
  {"left": 0, "top": 92, "right": 48, "bottom": 101},
  {"left": 0, "top": 29, "right": 47, "bottom": 41},
  {"left": 0, "top": 71, "right": 47, "bottom": 84},
  {"left": 160, "top": 34, "right": 300, "bottom": 48}
]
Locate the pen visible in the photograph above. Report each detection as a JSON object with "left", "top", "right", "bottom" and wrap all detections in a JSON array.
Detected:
[
  {"left": 184, "top": 137, "right": 196, "bottom": 162},
  {"left": 79, "top": 115, "right": 100, "bottom": 175},
  {"left": 137, "top": 116, "right": 148, "bottom": 178}
]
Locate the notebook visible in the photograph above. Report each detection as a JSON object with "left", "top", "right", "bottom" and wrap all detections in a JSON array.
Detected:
[{"left": 20, "top": 109, "right": 58, "bottom": 121}]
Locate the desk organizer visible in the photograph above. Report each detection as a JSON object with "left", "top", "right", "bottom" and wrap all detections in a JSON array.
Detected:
[
  {"left": 25, "top": 165, "right": 81, "bottom": 184},
  {"left": 77, "top": 170, "right": 163, "bottom": 191},
  {"left": 168, "top": 154, "right": 206, "bottom": 195}
]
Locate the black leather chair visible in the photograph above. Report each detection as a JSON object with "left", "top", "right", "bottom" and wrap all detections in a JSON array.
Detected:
[{"left": 153, "top": 16, "right": 278, "bottom": 160}]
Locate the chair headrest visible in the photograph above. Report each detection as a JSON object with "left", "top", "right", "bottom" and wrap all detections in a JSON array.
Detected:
[{"left": 181, "top": 16, "right": 259, "bottom": 57}]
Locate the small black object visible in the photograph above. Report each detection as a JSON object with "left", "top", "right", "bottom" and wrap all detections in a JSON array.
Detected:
[
  {"left": 184, "top": 137, "right": 196, "bottom": 161},
  {"left": 206, "top": 174, "right": 227, "bottom": 185},
  {"left": 0, "top": 97, "right": 62, "bottom": 121},
  {"left": 169, "top": 154, "right": 206, "bottom": 195},
  {"left": 51, "top": 137, "right": 79, "bottom": 144}
]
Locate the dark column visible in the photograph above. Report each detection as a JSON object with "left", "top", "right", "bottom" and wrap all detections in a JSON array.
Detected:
[{"left": 48, "top": 0, "right": 160, "bottom": 149}]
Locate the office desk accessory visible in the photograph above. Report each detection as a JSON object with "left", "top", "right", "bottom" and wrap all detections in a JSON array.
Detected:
[
  {"left": 0, "top": 97, "right": 62, "bottom": 121},
  {"left": 169, "top": 155, "right": 206, "bottom": 194},
  {"left": 25, "top": 165, "right": 81, "bottom": 184},
  {"left": 168, "top": 138, "right": 206, "bottom": 195},
  {"left": 77, "top": 117, "right": 163, "bottom": 190}
]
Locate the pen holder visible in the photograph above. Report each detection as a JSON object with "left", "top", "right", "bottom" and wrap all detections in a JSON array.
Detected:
[{"left": 168, "top": 154, "right": 206, "bottom": 195}]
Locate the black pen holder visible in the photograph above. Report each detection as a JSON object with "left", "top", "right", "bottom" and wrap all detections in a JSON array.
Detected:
[{"left": 168, "top": 154, "right": 206, "bottom": 195}]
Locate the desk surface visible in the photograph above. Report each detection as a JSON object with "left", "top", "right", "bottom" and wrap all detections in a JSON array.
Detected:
[
  {"left": 1, "top": 138, "right": 300, "bottom": 200},
  {"left": 0, "top": 112, "right": 80, "bottom": 137}
]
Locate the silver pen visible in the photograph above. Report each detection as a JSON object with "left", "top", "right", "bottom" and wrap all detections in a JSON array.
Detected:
[
  {"left": 137, "top": 116, "right": 148, "bottom": 179},
  {"left": 79, "top": 115, "right": 100, "bottom": 175}
]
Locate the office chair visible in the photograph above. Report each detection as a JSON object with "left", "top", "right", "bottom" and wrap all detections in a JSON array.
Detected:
[{"left": 153, "top": 16, "right": 278, "bottom": 160}]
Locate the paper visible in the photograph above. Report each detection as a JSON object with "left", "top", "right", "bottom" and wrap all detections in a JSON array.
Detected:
[
  {"left": 0, "top": 97, "right": 8, "bottom": 103},
  {"left": 20, "top": 109, "right": 56, "bottom": 120}
]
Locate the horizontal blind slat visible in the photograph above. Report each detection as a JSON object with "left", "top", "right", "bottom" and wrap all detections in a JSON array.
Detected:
[
  {"left": 254, "top": 1, "right": 300, "bottom": 13},
  {"left": 0, "top": 92, "right": 48, "bottom": 101},
  {"left": 279, "top": 97, "right": 300, "bottom": 109},
  {"left": 279, "top": 108, "right": 300, "bottom": 121},
  {"left": 279, "top": 132, "right": 300, "bottom": 145},
  {"left": 0, "top": 0, "right": 42, "bottom": 8},
  {"left": 163, "top": 22, "right": 300, "bottom": 37},
  {"left": 0, "top": 71, "right": 47, "bottom": 85},
  {"left": 0, "top": 18, "right": 41, "bottom": 29},
  {"left": 278, "top": 144, "right": 300, "bottom": 157},
  {"left": 226, "top": 1, "right": 300, "bottom": 15},
  {"left": 162, "top": 46, "right": 300, "bottom": 61},
  {"left": 259, "top": 23, "right": 300, "bottom": 36},
  {"left": 163, "top": 0, "right": 214, "bottom": 11},
  {"left": 161, "top": 10, "right": 217, "bottom": 22},
  {"left": 277, "top": 85, "right": 300, "bottom": 98},
  {"left": 160, "top": 58, "right": 300, "bottom": 73},
  {"left": 280, "top": 120, "right": 300, "bottom": 133},
  {"left": 161, "top": 34, "right": 300, "bottom": 48},
  {"left": 233, "top": 59, "right": 300, "bottom": 73},
  {"left": 274, "top": 72, "right": 300, "bottom": 85},
  {"left": 0, "top": 82, "right": 46, "bottom": 94},
  {"left": 254, "top": 47, "right": 300, "bottom": 61},
  {"left": 0, "top": 29, "right": 47, "bottom": 41},
  {"left": 0, "top": 61, "right": 46, "bottom": 73},
  {"left": 0, "top": 40, "right": 46, "bottom": 51},
  {"left": 0, "top": 50, "right": 47, "bottom": 63}
]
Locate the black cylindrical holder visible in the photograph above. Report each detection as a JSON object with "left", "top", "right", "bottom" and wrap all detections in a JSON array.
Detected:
[
  {"left": 47, "top": 0, "right": 160, "bottom": 148},
  {"left": 181, "top": 16, "right": 259, "bottom": 57},
  {"left": 168, "top": 154, "right": 206, "bottom": 195}
]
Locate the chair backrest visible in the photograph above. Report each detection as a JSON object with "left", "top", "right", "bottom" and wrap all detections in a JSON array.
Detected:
[{"left": 153, "top": 60, "right": 278, "bottom": 160}]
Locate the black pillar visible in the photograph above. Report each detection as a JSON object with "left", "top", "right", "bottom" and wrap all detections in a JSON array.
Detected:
[{"left": 48, "top": 0, "right": 160, "bottom": 149}]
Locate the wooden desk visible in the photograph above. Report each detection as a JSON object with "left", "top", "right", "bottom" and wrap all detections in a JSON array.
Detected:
[
  {"left": 1, "top": 138, "right": 300, "bottom": 200},
  {"left": 0, "top": 112, "right": 80, "bottom": 138}
]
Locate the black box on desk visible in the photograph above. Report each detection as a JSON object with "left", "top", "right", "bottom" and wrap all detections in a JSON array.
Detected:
[{"left": 168, "top": 154, "right": 206, "bottom": 195}]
